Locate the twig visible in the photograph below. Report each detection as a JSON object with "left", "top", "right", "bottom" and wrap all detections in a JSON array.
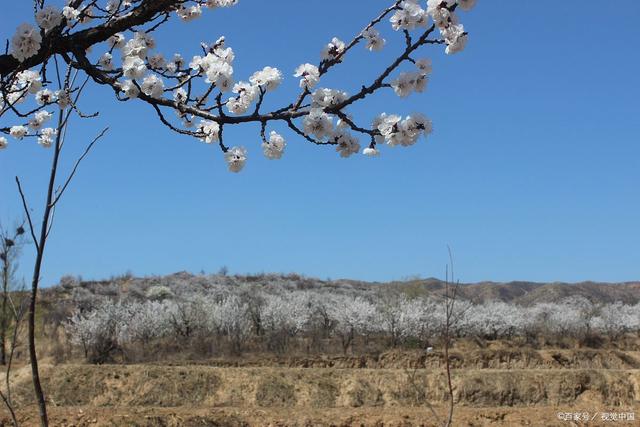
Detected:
[
  {"left": 50, "top": 127, "right": 109, "bottom": 207},
  {"left": 15, "top": 178, "right": 39, "bottom": 251}
]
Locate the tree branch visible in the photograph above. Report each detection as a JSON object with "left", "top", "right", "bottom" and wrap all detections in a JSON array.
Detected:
[
  {"left": 14, "top": 178, "right": 39, "bottom": 252},
  {"left": 50, "top": 127, "right": 108, "bottom": 208}
]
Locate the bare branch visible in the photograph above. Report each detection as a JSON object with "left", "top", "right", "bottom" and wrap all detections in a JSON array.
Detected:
[
  {"left": 50, "top": 127, "right": 108, "bottom": 208},
  {"left": 14, "top": 178, "right": 39, "bottom": 252}
]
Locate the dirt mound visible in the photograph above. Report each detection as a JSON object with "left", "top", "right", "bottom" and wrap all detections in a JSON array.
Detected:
[
  {"left": 4, "top": 348, "right": 639, "bottom": 426},
  {"left": 167, "top": 349, "right": 640, "bottom": 371},
  {"left": 5, "top": 405, "right": 640, "bottom": 427},
  {"left": 9, "top": 364, "right": 640, "bottom": 409}
]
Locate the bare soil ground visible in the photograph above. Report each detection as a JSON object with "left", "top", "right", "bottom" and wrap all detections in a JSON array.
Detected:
[{"left": 2, "top": 346, "right": 639, "bottom": 427}]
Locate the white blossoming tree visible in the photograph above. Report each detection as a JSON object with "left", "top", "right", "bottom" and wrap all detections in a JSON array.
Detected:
[{"left": 0, "top": 0, "right": 476, "bottom": 425}]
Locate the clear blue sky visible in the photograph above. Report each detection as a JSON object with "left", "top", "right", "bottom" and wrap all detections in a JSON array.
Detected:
[{"left": 1, "top": 1, "right": 639, "bottom": 286}]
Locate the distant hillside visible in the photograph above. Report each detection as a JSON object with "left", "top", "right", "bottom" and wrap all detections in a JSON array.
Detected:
[
  {"left": 46, "top": 271, "right": 640, "bottom": 305},
  {"left": 387, "top": 278, "right": 640, "bottom": 304}
]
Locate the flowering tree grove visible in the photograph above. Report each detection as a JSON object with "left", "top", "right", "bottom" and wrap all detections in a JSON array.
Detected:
[{"left": 1, "top": 0, "right": 476, "bottom": 425}]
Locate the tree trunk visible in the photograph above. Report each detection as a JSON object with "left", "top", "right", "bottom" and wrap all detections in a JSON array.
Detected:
[
  {"left": 1, "top": 263, "right": 8, "bottom": 365},
  {"left": 24, "top": 113, "right": 65, "bottom": 427}
]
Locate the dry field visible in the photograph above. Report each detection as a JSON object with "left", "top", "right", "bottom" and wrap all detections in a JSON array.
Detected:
[
  {"left": 1, "top": 275, "right": 639, "bottom": 426},
  {"left": 2, "top": 343, "right": 639, "bottom": 426}
]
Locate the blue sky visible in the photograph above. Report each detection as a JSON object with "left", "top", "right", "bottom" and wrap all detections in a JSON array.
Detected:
[{"left": 1, "top": 1, "right": 639, "bottom": 286}]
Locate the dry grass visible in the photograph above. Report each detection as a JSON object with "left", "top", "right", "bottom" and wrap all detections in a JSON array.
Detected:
[{"left": 1, "top": 346, "right": 638, "bottom": 426}]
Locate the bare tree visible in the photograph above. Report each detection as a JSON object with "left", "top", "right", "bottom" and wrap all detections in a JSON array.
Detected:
[
  {"left": 0, "top": 291, "right": 28, "bottom": 427},
  {"left": 0, "top": 222, "right": 25, "bottom": 366},
  {"left": 441, "top": 247, "right": 460, "bottom": 427},
  {"left": 14, "top": 65, "right": 107, "bottom": 426},
  {"left": 403, "top": 247, "right": 462, "bottom": 427},
  {"left": 0, "top": 221, "right": 28, "bottom": 426}
]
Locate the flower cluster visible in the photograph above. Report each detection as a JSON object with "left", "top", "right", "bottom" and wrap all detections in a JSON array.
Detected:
[
  {"left": 38, "top": 127, "right": 57, "bottom": 148},
  {"left": 191, "top": 37, "right": 235, "bottom": 91},
  {"left": 197, "top": 120, "right": 221, "bottom": 144},
  {"left": 224, "top": 146, "right": 247, "bottom": 172},
  {"left": 363, "top": 28, "right": 386, "bottom": 52},
  {"left": 391, "top": 0, "right": 474, "bottom": 55},
  {"left": 2, "top": 0, "right": 476, "bottom": 172},
  {"left": 28, "top": 111, "right": 52, "bottom": 130},
  {"left": 303, "top": 109, "right": 334, "bottom": 140},
  {"left": 374, "top": 112, "right": 433, "bottom": 147},
  {"left": 10, "top": 126, "right": 28, "bottom": 140},
  {"left": 391, "top": 0, "right": 429, "bottom": 31},
  {"left": 321, "top": 37, "right": 346, "bottom": 61},
  {"left": 427, "top": 0, "right": 472, "bottom": 54},
  {"left": 334, "top": 130, "right": 361, "bottom": 158},
  {"left": 262, "top": 131, "right": 286, "bottom": 160},
  {"left": 35, "top": 5, "right": 63, "bottom": 32},
  {"left": 294, "top": 64, "right": 320, "bottom": 90},
  {"left": 11, "top": 24, "right": 42, "bottom": 62},
  {"left": 390, "top": 58, "right": 432, "bottom": 98}
]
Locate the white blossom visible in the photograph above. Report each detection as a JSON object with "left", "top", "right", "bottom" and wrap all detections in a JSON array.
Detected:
[
  {"left": 35, "top": 89, "right": 56, "bottom": 105},
  {"left": 122, "top": 56, "right": 147, "bottom": 79},
  {"left": 226, "top": 97, "right": 249, "bottom": 114},
  {"left": 173, "top": 88, "right": 188, "bottom": 104},
  {"left": 416, "top": 58, "right": 433, "bottom": 75},
  {"left": 250, "top": 66, "right": 282, "bottom": 91},
  {"left": 334, "top": 130, "right": 361, "bottom": 158},
  {"left": 205, "top": 61, "right": 234, "bottom": 89},
  {"left": 108, "top": 33, "right": 126, "bottom": 49},
  {"left": 226, "top": 82, "right": 257, "bottom": 114},
  {"left": 294, "top": 64, "right": 320, "bottom": 90},
  {"left": 122, "top": 33, "right": 152, "bottom": 59},
  {"left": 262, "top": 131, "right": 286, "bottom": 160},
  {"left": 206, "top": 0, "right": 239, "bottom": 7},
  {"left": 36, "top": 5, "right": 63, "bottom": 32},
  {"left": 312, "top": 88, "right": 348, "bottom": 108},
  {"left": 119, "top": 80, "right": 139, "bottom": 99},
  {"left": 78, "top": 5, "right": 94, "bottom": 24},
  {"left": 330, "top": 296, "right": 380, "bottom": 346},
  {"left": 390, "top": 0, "right": 428, "bottom": 31},
  {"left": 363, "top": 147, "right": 379, "bottom": 156},
  {"left": 98, "top": 53, "right": 114, "bottom": 70},
  {"left": 11, "top": 24, "right": 42, "bottom": 62},
  {"left": 224, "top": 146, "right": 247, "bottom": 172},
  {"left": 17, "top": 70, "right": 42, "bottom": 94},
  {"left": 38, "top": 127, "right": 57, "bottom": 148},
  {"left": 62, "top": 6, "right": 80, "bottom": 22},
  {"left": 148, "top": 53, "right": 166, "bottom": 70},
  {"left": 10, "top": 125, "right": 28, "bottom": 140},
  {"left": 363, "top": 27, "right": 385, "bottom": 52},
  {"left": 391, "top": 72, "right": 420, "bottom": 98},
  {"left": 141, "top": 75, "right": 164, "bottom": 98},
  {"left": 406, "top": 112, "right": 433, "bottom": 135},
  {"left": 303, "top": 109, "right": 333, "bottom": 139},
  {"left": 28, "top": 111, "right": 52, "bottom": 130},
  {"left": 336, "top": 115, "right": 353, "bottom": 130},
  {"left": 321, "top": 37, "right": 346, "bottom": 60},
  {"left": 177, "top": 4, "right": 203, "bottom": 21},
  {"left": 427, "top": 0, "right": 456, "bottom": 27},
  {"left": 378, "top": 113, "right": 431, "bottom": 147},
  {"left": 135, "top": 31, "right": 156, "bottom": 50},
  {"left": 0, "top": 137, "right": 7, "bottom": 150},
  {"left": 375, "top": 113, "right": 401, "bottom": 139},
  {"left": 414, "top": 73, "right": 428, "bottom": 92},
  {"left": 197, "top": 120, "right": 220, "bottom": 143},
  {"left": 443, "top": 24, "right": 468, "bottom": 54},
  {"left": 58, "top": 91, "right": 73, "bottom": 108}
]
